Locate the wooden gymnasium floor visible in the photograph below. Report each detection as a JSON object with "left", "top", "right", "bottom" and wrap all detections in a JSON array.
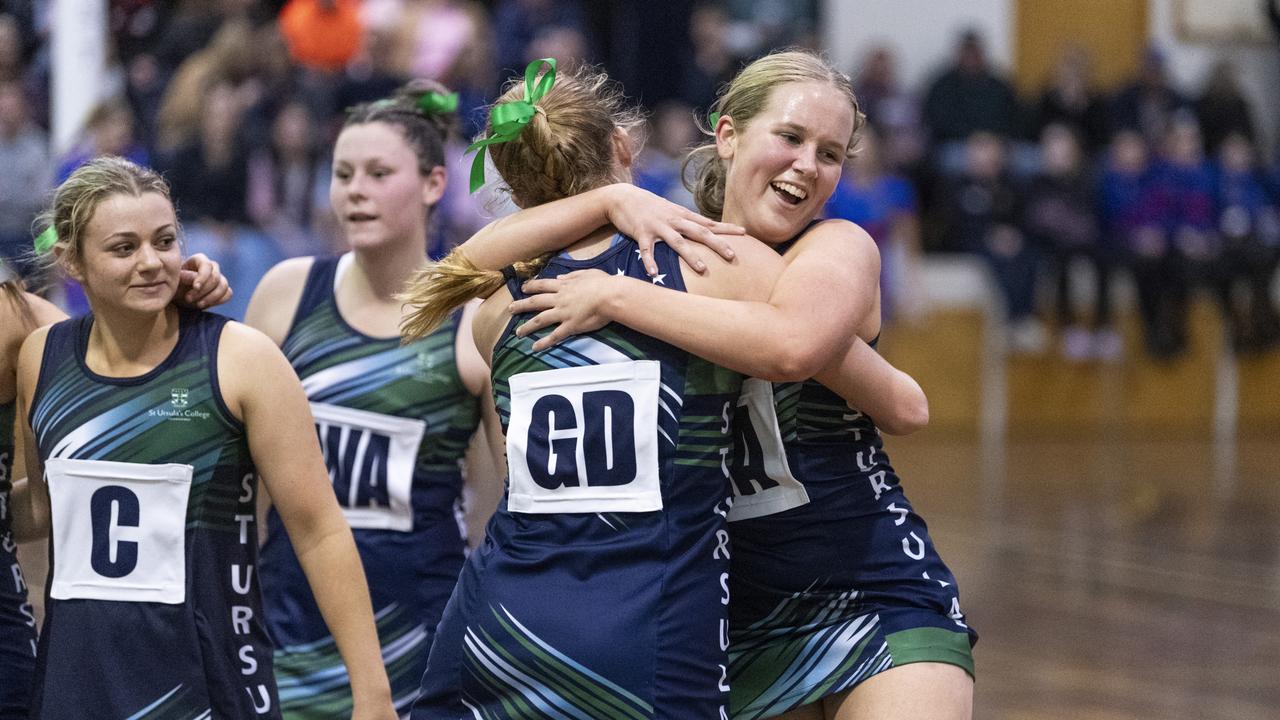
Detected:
[
  {"left": 880, "top": 302, "right": 1280, "bottom": 720},
  {"left": 15, "top": 301, "right": 1279, "bottom": 718}
]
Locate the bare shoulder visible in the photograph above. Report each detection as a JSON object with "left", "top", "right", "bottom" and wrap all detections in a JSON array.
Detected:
[
  {"left": 13, "top": 323, "right": 54, "bottom": 402},
  {"left": 243, "top": 256, "right": 317, "bottom": 344},
  {"left": 787, "top": 219, "right": 879, "bottom": 266},
  {"left": 685, "top": 234, "right": 785, "bottom": 303},
  {"left": 472, "top": 285, "right": 514, "bottom": 362},
  {"left": 216, "top": 320, "right": 297, "bottom": 421}
]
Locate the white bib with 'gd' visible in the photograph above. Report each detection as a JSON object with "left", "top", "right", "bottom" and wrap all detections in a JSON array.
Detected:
[{"left": 506, "top": 361, "right": 663, "bottom": 514}]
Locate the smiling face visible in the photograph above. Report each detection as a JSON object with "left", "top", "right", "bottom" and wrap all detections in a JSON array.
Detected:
[
  {"left": 67, "top": 192, "right": 182, "bottom": 315},
  {"left": 718, "top": 80, "right": 854, "bottom": 244},
  {"left": 329, "top": 121, "right": 443, "bottom": 250}
]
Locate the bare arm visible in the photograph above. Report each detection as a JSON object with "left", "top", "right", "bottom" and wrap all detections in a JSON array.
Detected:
[
  {"left": 13, "top": 327, "right": 52, "bottom": 542},
  {"left": 514, "top": 221, "right": 880, "bottom": 381},
  {"left": 219, "top": 323, "right": 395, "bottom": 719},
  {"left": 812, "top": 341, "right": 928, "bottom": 435},
  {"left": 454, "top": 301, "right": 506, "bottom": 548},
  {"left": 463, "top": 183, "right": 742, "bottom": 275},
  {"left": 242, "top": 257, "right": 314, "bottom": 346}
]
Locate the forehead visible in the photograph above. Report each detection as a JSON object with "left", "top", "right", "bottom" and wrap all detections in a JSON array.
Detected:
[
  {"left": 85, "top": 192, "right": 175, "bottom": 235},
  {"left": 757, "top": 80, "right": 854, "bottom": 142},
  {"left": 334, "top": 121, "right": 416, "bottom": 161}
]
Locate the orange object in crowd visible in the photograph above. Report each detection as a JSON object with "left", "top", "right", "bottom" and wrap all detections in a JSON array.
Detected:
[{"left": 279, "top": 0, "right": 363, "bottom": 71}]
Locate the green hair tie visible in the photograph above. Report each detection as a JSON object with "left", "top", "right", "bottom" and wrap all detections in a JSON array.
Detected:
[
  {"left": 465, "top": 57, "right": 558, "bottom": 193},
  {"left": 708, "top": 111, "right": 721, "bottom": 128},
  {"left": 417, "top": 90, "right": 459, "bottom": 116},
  {"left": 34, "top": 226, "right": 57, "bottom": 254}
]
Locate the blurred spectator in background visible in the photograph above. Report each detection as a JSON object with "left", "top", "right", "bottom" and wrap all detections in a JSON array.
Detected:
[
  {"left": 0, "top": 13, "right": 45, "bottom": 127},
  {"left": 1194, "top": 60, "right": 1256, "bottom": 158},
  {"left": 825, "top": 125, "right": 923, "bottom": 324},
  {"left": 1099, "top": 130, "right": 1172, "bottom": 358},
  {"left": 633, "top": 100, "right": 698, "bottom": 210},
  {"left": 1153, "top": 114, "right": 1221, "bottom": 357},
  {"left": 1111, "top": 47, "right": 1187, "bottom": 147},
  {"left": 1023, "top": 124, "right": 1118, "bottom": 361},
  {"left": 924, "top": 30, "right": 1022, "bottom": 175},
  {"left": 154, "top": 18, "right": 257, "bottom": 155},
  {"left": 248, "top": 97, "right": 327, "bottom": 257},
  {"left": 855, "top": 46, "right": 927, "bottom": 177},
  {"left": 0, "top": 80, "right": 49, "bottom": 277},
  {"left": 278, "top": 0, "right": 362, "bottom": 73},
  {"left": 680, "top": 3, "right": 740, "bottom": 112},
  {"left": 1214, "top": 132, "right": 1280, "bottom": 353},
  {"left": 1034, "top": 45, "right": 1110, "bottom": 157},
  {"left": 55, "top": 97, "right": 148, "bottom": 182},
  {"left": 165, "top": 81, "right": 282, "bottom": 319},
  {"left": 944, "top": 131, "right": 1044, "bottom": 352},
  {"left": 493, "top": 0, "right": 585, "bottom": 75}
]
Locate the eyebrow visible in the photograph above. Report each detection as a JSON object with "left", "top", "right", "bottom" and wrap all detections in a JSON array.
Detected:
[{"left": 104, "top": 224, "right": 177, "bottom": 241}]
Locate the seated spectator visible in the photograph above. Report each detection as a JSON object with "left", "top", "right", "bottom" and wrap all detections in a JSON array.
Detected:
[
  {"left": 924, "top": 29, "right": 1023, "bottom": 176},
  {"left": 824, "top": 125, "right": 923, "bottom": 324},
  {"left": 1195, "top": 60, "right": 1256, "bottom": 158},
  {"left": 164, "top": 81, "right": 282, "bottom": 320},
  {"left": 1155, "top": 114, "right": 1225, "bottom": 355},
  {"left": 855, "top": 45, "right": 927, "bottom": 177},
  {"left": 248, "top": 98, "right": 328, "bottom": 258},
  {"left": 1024, "top": 124, "right": 1118, "bottom": 361},
  {"left": 55, "top": 97, "right": 149, "bottom": 182},
  {"left": 633, "top": 100, "right": 698, "bottom": 210},
  {"left": 1111, "top": 46, "right": 1187, "bottom": 147},
  {"left": 1098, "top": 129, "right": 1179, "bottom": 359},
  {"left": 0, "top": 80, "right": 49, "bottom": 280},
  {"left": 1214, "top": 132, "right": 1280, "bottom": 352},
  {"left": 1035, "top": 45, "right": 1111, "bottom": 157},
  {"left": 943, "top": 131, "right": 1044, "bottom": 352}
]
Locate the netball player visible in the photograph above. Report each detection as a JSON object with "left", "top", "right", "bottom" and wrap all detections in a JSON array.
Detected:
[
  {"left": 245, "top": 82, "right": 505, "bottom": 718},
  {"left": 1, "top": 253, "right": 229, "bottom": 719},
  {"left": 445, "top": 50, "right": 976, "bottom": 720},
  {"left": 13, "top": 157, "right": 396, "bottom": 719}
]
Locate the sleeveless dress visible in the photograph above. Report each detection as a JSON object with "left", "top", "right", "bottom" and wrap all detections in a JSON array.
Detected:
[
  {"left": 27, "top": 310, "right": 279, "bottom": 719},
  {"left": 726, "top": 232, "right": 977, "bottom": 718},
  {"left": 0, "top": 398, "right": 37, "bottom": 719},
  {"left": 260, "top": 254, "right": 481, "bottom": 717},
  {"left": 413, "top": 239, "right": 744, "bottom": 719}
]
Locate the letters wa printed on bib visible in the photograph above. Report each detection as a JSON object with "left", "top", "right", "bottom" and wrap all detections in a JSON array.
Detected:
[{"left": 311, "top": 402, "right": 426, "bottom": 532}]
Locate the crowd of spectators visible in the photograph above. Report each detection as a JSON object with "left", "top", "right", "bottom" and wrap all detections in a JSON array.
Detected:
[{"left": 0, "top": 0, "right": 1276, "bottom": 361}]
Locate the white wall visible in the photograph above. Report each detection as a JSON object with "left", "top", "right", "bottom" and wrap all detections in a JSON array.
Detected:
[{"left": 822, "top": 0, "right": 1013, "bottom": 91}]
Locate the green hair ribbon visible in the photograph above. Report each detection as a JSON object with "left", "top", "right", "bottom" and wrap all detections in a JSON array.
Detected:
[
  {"left": 417, "top": 90, "right": 459, "bottom": 116},
  {"left": 466, "top": 57, "right": 558, "bottom": 193},
  {"left": 708, "top": 111, "right": 721, "bottom": 128},
  {"left": 34, "top": 226, "right": 57, "bottom": 254}
]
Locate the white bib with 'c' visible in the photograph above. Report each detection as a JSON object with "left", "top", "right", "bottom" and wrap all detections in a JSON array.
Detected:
[{"left": 46, "top": 458, "right": 193, "bottom": 604}]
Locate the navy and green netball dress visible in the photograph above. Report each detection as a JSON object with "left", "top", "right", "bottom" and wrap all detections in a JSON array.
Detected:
[
  {"left": 413, "top": 239, "right": 743, "bottom": 720},
  {"left": 727, "top": 329, "right": 977, "bottom": 714},
  {"left": 27, "top": 310, "right": 279, "bottom": 719},
  {"left": 259, "top": 254, "right": 480, "bottom": 717},
  {"left": 0, "top": 398, "right": 37, "bottom": 719}
]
